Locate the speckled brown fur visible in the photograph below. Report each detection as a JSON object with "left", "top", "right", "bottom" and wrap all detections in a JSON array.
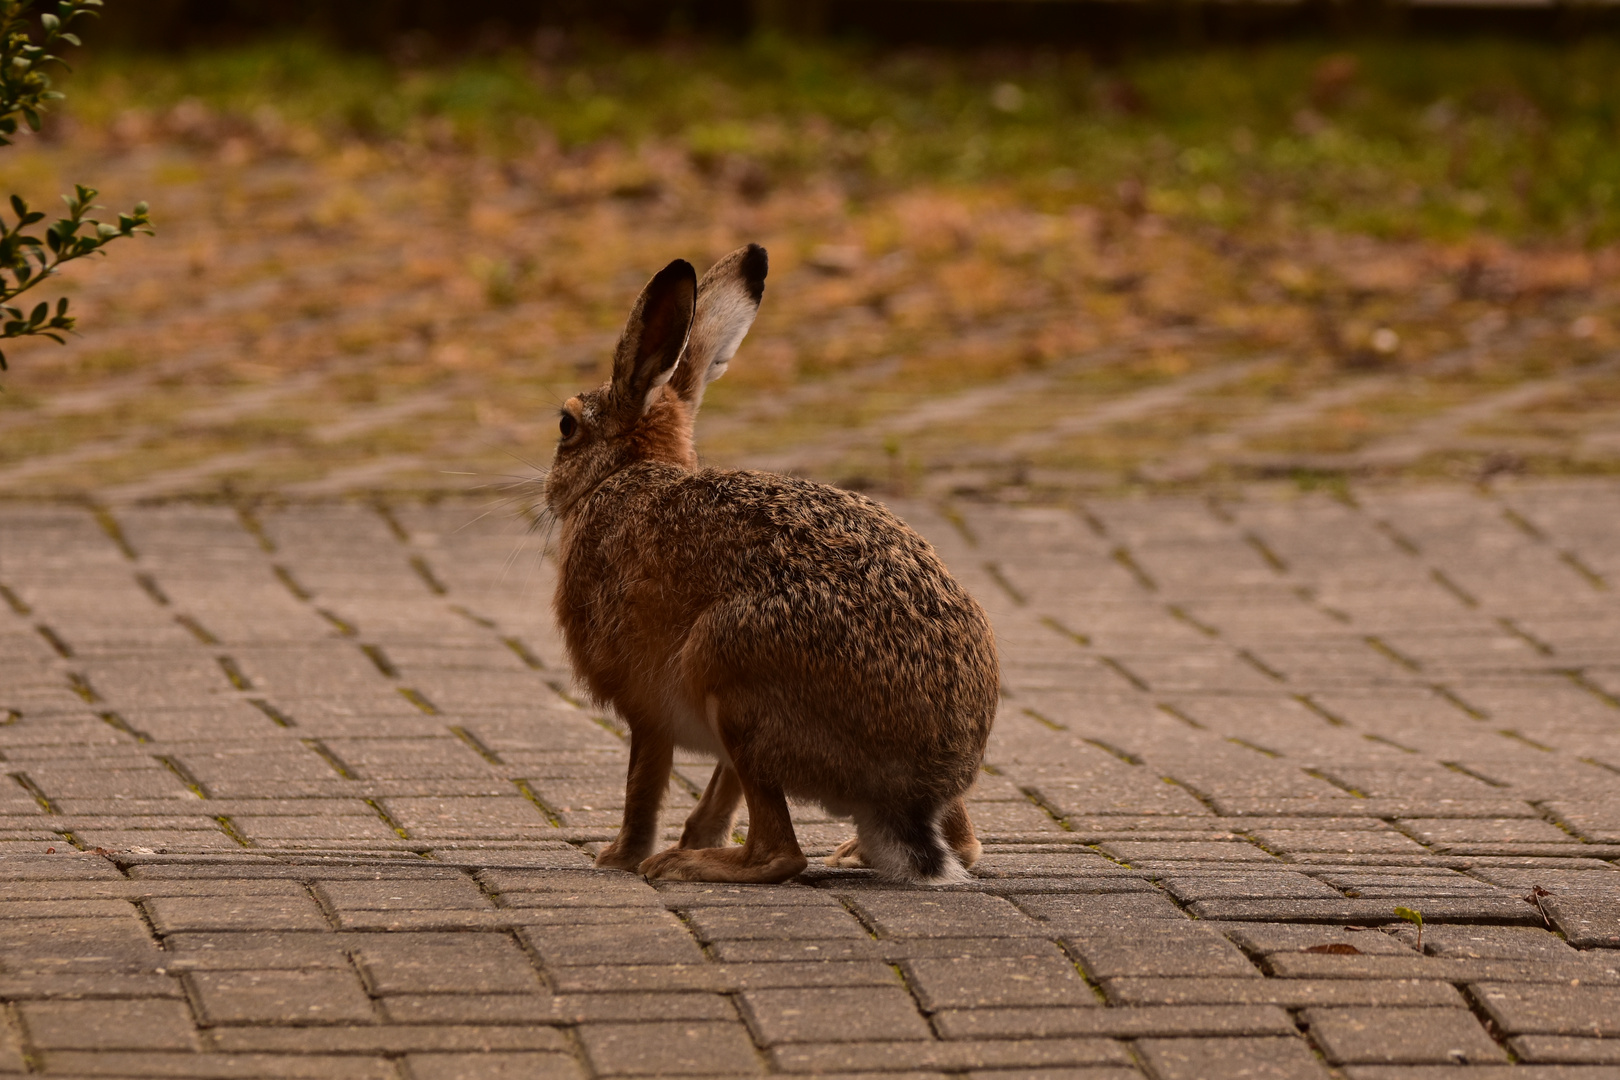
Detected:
[{"left": 546, "top": 245, "right": 999, "bottom": 884}]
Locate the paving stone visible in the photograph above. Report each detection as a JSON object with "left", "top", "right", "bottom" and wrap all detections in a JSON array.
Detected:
[
  {"left": 380, "top": 994, "right": 558, "bottom": 1024},
  {"left": 841, "top": 892, "right": 1042, "bottom": 938},
  {"left": 188, "top": 969, "right": 378, "bottom": 1025},
  {"left": 1509, "top": 1037, "right": 1620, "bottom": 1064},
  {"left": 521, "top": 919, "right": 707, "bottom": 966},
  {"left": 1213, "top": 923, "right": 1417, "bottom": 957},
  {"left": 1136, "top": 1035, "right": 1332, "bottom": 1080},
  {"left": 207, "top": 1025, "right": 570, "bottom": 1052},
  {"left": 1472, "top": 984, "right": 1620, "bottom": 1037},
  {"left": 1188, "top": 897, "right": 1544, "bottom": 923},
  {"left": 682, "top": 905, "right": 871, "bottom": 941},
  {"left": 932, "top": 1004, "right": 1296, "bottom": 1039},
  {"left": 0, "top": 915, "right": 164, "bottom": 972},
  {"left": 739, "top": 985, "right": 932, "bottom": 1044},
  {"left": 356, "top": 936, "right": 545, "bottom": 994},
  {"left": 1270, "top": 953, "right": 1620, "bottom": 983},
  {"left": 315, "top": 878, "right": 493, "bottom": 910},
  {"left": 577, "top": 1021, "right": 763, "bottom": 1076},
  {"left": 1302, "top": 1007, "right": 1509, "bottom": 1064},
  {"left": 547, "top": 965, "right": 729, "bottom": 993},
  {"left": 39, "top": 1050, "right": 398, "bottom": 1077},
  {"left": 1014, "top": 891, "right": 1190, "bottom": 924},
  {"left": 12, "top": 492, "right": 1620, "bottom": 1075},
  {"left": 1104, "top": 978, "right": 1464, "bottom": 1007},
  {"left": 1064, "top": 926, "right": 1261, "bottom": 979},
  {"left": 770, "top": 1038, "right": 1134, "bottom": 1072},
  {"left": 1543, "top": 895, "right": 1620, "bottom": 948},
  {"left": 1098, "top": 840, "right": 1277, "bottom": 863},
  {"left": 144, "top": 895, "right": 332, "bottom": 933},
  {"left": 19, "top": 997, "right": 198, "bottom": 1050},
  {"left": 403, "top": 1052, "right": 587, "bottom": 1080},
  {"left": 716, "top": 961, "right": 901, "bottom": 990},
  {"left": 1160, "top": 874, "right": 1345, "bottom": 902},
  {"left": 707, "top": 939, "right": 884, "bottom": 963},
  {"left": 1406, "top": 925, "right": 1580, "bottom": 960},
  {"left": 902, "top": 955, "right": 1101, "bottom": 1009}
]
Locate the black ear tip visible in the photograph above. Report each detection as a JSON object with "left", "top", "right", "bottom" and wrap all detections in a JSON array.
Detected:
[
  {"left": 659, "top": 258, "right": 698, "bottom": 286},
  {"left": 740, "top": 244, "right": 768, "bottom": 303}
]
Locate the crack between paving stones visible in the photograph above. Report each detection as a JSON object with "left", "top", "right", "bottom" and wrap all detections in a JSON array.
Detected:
[
  {"left": 511, "top": 779, "right": 563, "bottom": 827},
  {"left": 1433, "top": 683, "right": 1489, "bottom": 720},
  {"left": 1364, "top": 732, "right": 1417, "bottom": 753},
  {"left": 1155, "top": 702, "right": 1204, "bottom": 729},
  {"left": 9, "top": 771, "right": 57, "bottom": 813},
  {"left": 34, "top": 623, "right": 72, "bottom": 658},
  {"left": 174, "top": 614, "right": 219, "bottom": 644},
  {"left": 0, "top": 581, "right": 30, "bottom": 615},
  {"left": 364, "top": 799, "right": 411, "bottom": 841},
  {"left": 1430, "top": 567, "right": 1480, "bottom": 608},
  {"left": 271, "top": 563, "right": 312, "bottom": 600},
  {"left": 1022, "top": 707, "right": 1067, "bottom": 733},
  {"left": 1296, "top": 694, "right": 1348, "bottom": 726},
  {"left": 1110, "top": 546, "right": 1157, "bottom": 591},
  {"left": 934, "top": 502, "right": 977, "bottom": 548},
  {"left": 1020, "top": 786, "right": 1075, "bottom": 832},
  {"left": 982, "top": 561, "right": 1026, "bottom": 606},
  {"left": 101, "top": 710, "right": 151, "bottom": 743},
  {"left": 66, "top": 671, "right": 100, "bottom": 702},
  {"left": 408, "top": 554, "right": 448, "bottom": 595},
  {"left": 449, "top": 725, "right": 502, "bottom": 765},
  {"left": 134, "top": 571, "right": 169, "bottom": 606},
  {"left": 1166, "top": 603, "right": 1219, "bottom": 637},
  {"left": 155, "top": 755, "right": 209, "bottom": 799},
  {"left": 361, "top": 643, "right": 400, "bottom": 679},
  {"left": 90, "top": 504, "right": 139, "bottom": 561},
  {"left": 316, "top": 607, "right": 357, "bottom": 636},
  {"left": 1564, "top": 670, "right": 1620, "bottom": 711},
  {"left": 215, "top": 655, "right": 253, "bottom": 691},
  {"left": 247, "top": 698, "right": 295, "bottom": 727},
  {"left": 234, "top": 504, "right": 277, "bottom": 553}
]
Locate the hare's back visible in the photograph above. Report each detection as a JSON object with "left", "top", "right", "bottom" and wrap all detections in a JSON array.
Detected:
[{"left": 662, "top": 469, "right": 995, "bottom": 682}]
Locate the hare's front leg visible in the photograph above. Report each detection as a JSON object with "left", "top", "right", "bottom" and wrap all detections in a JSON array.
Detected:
[
  {"left": 675, "top": 763, "right": 743, "bottom": 850},
  {"left": 640, "top": 762, "right": 806, "bottom": 884},
  {"left": 595, "top": 729, "right": 673, "bottom": 871}
]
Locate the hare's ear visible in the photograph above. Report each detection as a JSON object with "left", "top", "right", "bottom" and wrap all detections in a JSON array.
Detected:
[
  {"left": 611, "top": 258, "right": 697, "bottom": 422},
  {"left": 669, "top": 244, "right": 767, "bottom": 413}
]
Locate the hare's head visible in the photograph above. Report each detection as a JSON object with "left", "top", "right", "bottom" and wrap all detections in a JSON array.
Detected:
[{"left": 545, "top": 245, "right": 766, "bottom": 519}]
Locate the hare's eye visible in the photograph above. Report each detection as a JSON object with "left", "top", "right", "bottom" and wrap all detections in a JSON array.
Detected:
[{"left": 559, "top": 413, "right": 578, "bottom": 440}]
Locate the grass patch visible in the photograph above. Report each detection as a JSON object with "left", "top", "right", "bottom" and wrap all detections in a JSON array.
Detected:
[{"left": 58, "top": 34, "right": 1620, "bottom": 243}]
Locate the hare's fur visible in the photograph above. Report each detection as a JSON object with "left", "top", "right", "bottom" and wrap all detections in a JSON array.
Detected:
[{"left": 545, "top": 245, "right": 998, "bottom": 884}]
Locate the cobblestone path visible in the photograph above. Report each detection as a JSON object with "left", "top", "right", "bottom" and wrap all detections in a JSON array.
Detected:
[{"left": 2, "top": 481, "right": 1619, "bottom": 1078}]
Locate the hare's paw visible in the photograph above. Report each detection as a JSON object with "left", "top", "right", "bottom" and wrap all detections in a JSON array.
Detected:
[
  {"left": 595, "top": 841, "right": 653, "bottom": 871},
  {"left": 824, "top": 836, "right": 868, "bottom": 869},
  {"left": 640, "top": 846, "right": 807, "bottom": 884}
]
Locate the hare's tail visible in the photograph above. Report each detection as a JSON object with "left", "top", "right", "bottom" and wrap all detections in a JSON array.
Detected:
[{"left": 854, "top": 803, "right": 971, "bottom": 885}]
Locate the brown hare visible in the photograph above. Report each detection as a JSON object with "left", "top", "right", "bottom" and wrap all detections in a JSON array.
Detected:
[{"left": 546, "top": 244, "right": 998, "bottom": 884}]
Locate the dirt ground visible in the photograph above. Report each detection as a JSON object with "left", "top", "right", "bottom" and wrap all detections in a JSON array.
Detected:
[{"left": 0, "top": 44, "right": 1617, "bottom": 503}]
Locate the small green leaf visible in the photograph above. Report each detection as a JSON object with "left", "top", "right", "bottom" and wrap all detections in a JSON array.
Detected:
[
  {"left": 1393, "top": 906, "right": 1423, "bottom": 927},
  {"left": 9, "top": 195, "right": 25, "bottom": 218}
]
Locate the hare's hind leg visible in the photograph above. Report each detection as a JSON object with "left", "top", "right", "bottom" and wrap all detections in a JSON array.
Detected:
[
  {"left": 941, "top": 796, "right": 982, "bottom": 869},
  {"left": 825, "top": 834, "right": 866, "bottom": 868},
  {"left": 640, "top": 761, "right": 806, "bottom": 883},
  {"left": 675, "top": 763, "right": 743, "bottom": 850},
  {"left": 596, "top": 729, "right": 673, "bottom": 871},
  {"left": 827, "top": 796, "right": 978, "bottom": 872}
]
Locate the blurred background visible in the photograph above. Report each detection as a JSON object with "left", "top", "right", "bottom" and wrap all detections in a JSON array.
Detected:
[{"left": 0, "top": 1, "right": 1617, "bottom": 503}]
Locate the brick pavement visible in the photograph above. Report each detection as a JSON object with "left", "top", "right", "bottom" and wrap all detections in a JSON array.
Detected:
[{"left": 2, "top": 480, "right": 1620, "bottom": 1078}]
